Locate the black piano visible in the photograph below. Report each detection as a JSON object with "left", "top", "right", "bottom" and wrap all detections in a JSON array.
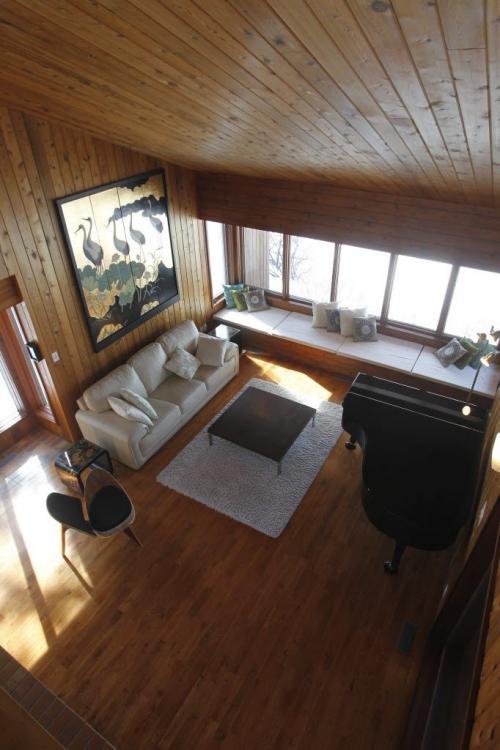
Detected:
[{"left": 342, "top": 373, "right": 489, "bottom": 574}]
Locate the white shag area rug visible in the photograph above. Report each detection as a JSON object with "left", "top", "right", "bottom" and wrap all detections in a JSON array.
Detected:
[{"left": 156, "top": 378, "right": 343, "bottom": 538}]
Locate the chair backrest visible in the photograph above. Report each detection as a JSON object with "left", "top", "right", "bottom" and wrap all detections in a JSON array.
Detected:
[{"left": 83, "top": 467, "right": 135, "bottom": 536}]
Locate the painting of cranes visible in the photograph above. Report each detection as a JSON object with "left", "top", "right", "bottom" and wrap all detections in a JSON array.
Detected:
[{"left": 56, "top": 169, "right": 179, "bottom": 352}]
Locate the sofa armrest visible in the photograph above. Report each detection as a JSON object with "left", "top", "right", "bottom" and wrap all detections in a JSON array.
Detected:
[
  {"left": 224, "top": 340, "right": 239, "bottom": 364},
  {"left": 75, "top": 409, "right": 148, "bottom": 470}
]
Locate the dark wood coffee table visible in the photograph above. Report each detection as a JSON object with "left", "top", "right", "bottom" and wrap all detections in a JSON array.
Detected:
[{"left": 207, "top": 386, "right": 316, "bottom": 475}]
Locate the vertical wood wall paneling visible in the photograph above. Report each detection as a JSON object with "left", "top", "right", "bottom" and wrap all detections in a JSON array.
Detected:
[
  {"left": 196, "top": 172, "right": 500, "bottom": 273},
  {"left": 0, "top": 107, "right": 211, "bottom": 440}
]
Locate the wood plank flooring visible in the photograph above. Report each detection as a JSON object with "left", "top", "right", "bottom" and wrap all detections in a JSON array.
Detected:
[{"left": 0, "top": 353, "right": 452, "bottom": 750}]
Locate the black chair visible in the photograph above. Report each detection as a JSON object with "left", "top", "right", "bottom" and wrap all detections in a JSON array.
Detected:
[{"left": 47, "top": 467, "right": 141, "bottom": 556}]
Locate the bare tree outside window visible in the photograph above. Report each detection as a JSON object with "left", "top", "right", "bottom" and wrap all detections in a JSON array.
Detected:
[{"left": 289, "top": 236, "right": 335, "bottom": 300}]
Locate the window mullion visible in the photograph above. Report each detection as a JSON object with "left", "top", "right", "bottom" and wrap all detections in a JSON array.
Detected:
[
  {"left": 330, "top": 243, "right": 341, "bottom": 302},
  {"left": 282, "top": 234, "right": 290, "bottom": 299},
  {"left": 437, "top": 265, "right": 459, "bottom": 334},
  {"left": 380, "top": 253, "right": 398, "bottom": 322}
]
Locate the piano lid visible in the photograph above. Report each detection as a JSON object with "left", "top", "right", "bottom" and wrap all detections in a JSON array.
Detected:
[{"left": 344, "top": 373, "right": 489, "bottom": 432}]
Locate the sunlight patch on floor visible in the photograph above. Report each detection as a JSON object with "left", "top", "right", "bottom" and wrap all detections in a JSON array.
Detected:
[{"left": 1, "top": 454, "right": 94, "bottom": 668}]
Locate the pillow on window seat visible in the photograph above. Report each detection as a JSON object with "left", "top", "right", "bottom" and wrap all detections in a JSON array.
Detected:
[
  {"left": 340, "top": 307, "right": 367, "bottom": 337},
  {"left": 312, "top": 301, "right": 340, "bottom": 328},
  {"left": 223, "top": 283, "right": 246, "bottom": 308},
  {"left": 231, "top": 287, "right": 250, "bottom": 311},
  {"left": 244, "top": 288, "right": 269, "bottom": 312},
  {"left": 352, "top": 316, "right": 378, "bottom": 342},
  {"left": 453, "top": 338, "right": 479, "bottom": 370},
  {"left": 434, "top": 338, "right": 467, "bottom": 367}
]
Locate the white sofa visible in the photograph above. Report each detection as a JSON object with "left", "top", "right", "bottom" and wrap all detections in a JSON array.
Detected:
[{"left": 76, "top": 320, "right": 239, "bottom": 469}]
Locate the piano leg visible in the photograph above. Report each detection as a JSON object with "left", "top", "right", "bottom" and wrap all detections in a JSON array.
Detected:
[
  {"left": 345, "top": 436, "right": 357, "bottom": 450},
  {"left": 384, "top": 541, "right": 406, "bottom": 575}
]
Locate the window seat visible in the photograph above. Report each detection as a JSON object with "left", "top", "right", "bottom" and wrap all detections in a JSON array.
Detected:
[{"left": 214, "top": 307, "right": 500, "bottom": 399}]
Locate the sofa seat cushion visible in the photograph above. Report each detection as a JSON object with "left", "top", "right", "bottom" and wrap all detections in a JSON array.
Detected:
[
  {"left": 150, "top": 377, "right": 207, "bottom": 414},
  {"left": 83, "top": 364, "right": 148, "bottom": 413},
  {"left": 128, "top": 342, "right": 168, "bottom": 394},
  {"left": 157, "top": 320, "right": 198, "bottom": 356},
  {"left": 193, "top": 361, "right": 236, "bottom": 393},
  {"left": 139, "top": 398, "right": 182, "bottom": 457}
]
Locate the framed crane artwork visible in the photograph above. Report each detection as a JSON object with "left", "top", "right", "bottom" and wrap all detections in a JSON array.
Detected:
[{"left": 56, "top": 169, "right": 179, "bottom": 352}]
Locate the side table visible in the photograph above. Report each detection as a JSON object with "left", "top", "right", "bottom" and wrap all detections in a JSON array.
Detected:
[
  {"left": 207, "top": 323, "right": 242, "bottom": 352},
  {"left": 55, "top": 439, "right": 113, "bottom": 493}
]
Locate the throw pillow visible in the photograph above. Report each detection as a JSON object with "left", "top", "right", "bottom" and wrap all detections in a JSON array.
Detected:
[
  {"left": 352, "top": 316, "right": 378, "bottom": 342},
  {"left": 223, "top": 283, "right": 246, "bottom": 308},
  {"left": 340, "top": 307, "right": 367, "bottom": 337},
  {"left": 120, "top": 388, "right": 158, "bottom": 422},
  {"left": 108, "top": 396, "right": 154, "bottom": 428},
  {"left": 165, "top": 346, "right": 200, "bottom": 380},
  {"left": 454, "top": 338, "right": 479, "bottom": 370},
  {"left": 312, "top": 301, "right": 340, "bottom": 328},
  {"left": 434, "top": 338, "right": 467, "bottom": 367},
  {"left": 326, "top": 307, "right": 343, "bottom": 333},
  {"left": 196, "top": 335, "right": 227, "bottom": 367},
  {"left": 232, "top": 288, "right": 249, "bottom": 311},
  {"left": 244, "top": 288, "right": 269, "bottom": 312}
]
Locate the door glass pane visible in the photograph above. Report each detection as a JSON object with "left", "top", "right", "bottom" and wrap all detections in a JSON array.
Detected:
[
  {"left": 388, "top": 255, "right": 452, "bottom": 330},
  {"left": 289, "top": 236, "right": 335, "bottom": 301},
  {"left": 0, "top": 351, "right": 22, "bottom": 430},
  {"left": 205, "top": 221, "right": 226, "bottom": 299},
  {"left": 337, "top": 244, "right": 391, "bottom": 316},
  {"left": 445, "top": 267, "right": 500, "bottom": 338},
  {"left": 243, "top": 228, "right": 284, "bottom": 293}
]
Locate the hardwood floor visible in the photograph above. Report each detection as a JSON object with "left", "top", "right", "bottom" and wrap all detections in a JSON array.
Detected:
[{"left": 0, "top": 353, "right": 452, "bottom": 750}]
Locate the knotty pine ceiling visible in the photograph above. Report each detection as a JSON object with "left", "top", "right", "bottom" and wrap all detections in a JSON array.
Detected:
[{"left": 0, "top": 0, "right": 497, "bottom": 205}]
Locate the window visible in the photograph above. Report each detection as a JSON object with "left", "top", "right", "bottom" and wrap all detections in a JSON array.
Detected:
[
  {"left": 388, "top": 255, "right": 452, "bottom": 330},
  {"left": 337, "top": 244, "right": 391, "bottom": 316},
  {"left": 289, "top": 236, "right": 335, "bottom": 301},
  {"left": 445, "top": 267, "right": 500, "bottom": 338},
  {"left": 218, "top": 221, "right": 500, "bottom": 343},
  {"left": 243, "top": 228, "right": 284, "bottom": 293},
  {"left": 205, "top": 221, "right": 226, "bottom": 299}
]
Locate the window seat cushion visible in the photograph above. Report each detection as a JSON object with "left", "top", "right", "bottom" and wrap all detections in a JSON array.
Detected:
[
  {"left": 214, "top": 307, "right": 499, "bottom": 398},
  {"left": 337, "top": 335, "right": 422, "bottom": 374}
]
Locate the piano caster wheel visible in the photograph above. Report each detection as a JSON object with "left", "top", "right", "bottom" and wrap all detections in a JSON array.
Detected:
[
  {"left": 345, "top": 440, "right": 357, "bottom": 450},
  {"left": 384, "top": 560, "right": 399, "bottom": 575}
]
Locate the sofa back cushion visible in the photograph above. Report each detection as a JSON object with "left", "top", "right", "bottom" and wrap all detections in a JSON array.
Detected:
[
  {"left": 157, "top": 320, "right": 198, "bottom": 356},
  {"left": 128, "top": 342, "right": 167, "bottom": 394},
  {"left": 83, "top": 364, "right": 147, "bottom": 412}
]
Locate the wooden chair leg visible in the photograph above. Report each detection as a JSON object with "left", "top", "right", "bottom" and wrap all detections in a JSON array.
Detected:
[
  {"left": 123, "top": 525, "right": 142, "bottom": 547},
  {"left": 61, "top": 525, "right": 67, "bottom": 557}
]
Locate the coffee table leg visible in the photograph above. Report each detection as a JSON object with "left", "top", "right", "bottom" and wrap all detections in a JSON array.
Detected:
[
  {"left": 277, "top": 461, "right": 282, "bottom": 476},
  {"left": 311, "top": 414, "right": 316, "bottom": 427},
  {"left": 208, "top": 433, "right": 213, "bottom": 446}
]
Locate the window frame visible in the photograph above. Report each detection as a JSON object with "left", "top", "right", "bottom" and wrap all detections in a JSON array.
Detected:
[
  {"left": 203, "top": 220, "right": 231, "bottom": 304},
  {"left": 226, "top": 223, "right": 495, "bottom": 346}
]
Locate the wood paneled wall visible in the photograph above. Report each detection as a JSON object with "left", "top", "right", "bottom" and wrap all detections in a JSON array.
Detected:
[
  {"left": 0, "top": 108, "right": 211, "bottom": 439},
  {"left": 197, "top": 173, "right": 500, "bottom": 273}
]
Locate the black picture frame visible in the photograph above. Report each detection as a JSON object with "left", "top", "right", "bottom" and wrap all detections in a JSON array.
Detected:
[{"left": 56, "top": 168, "right": 180, "bottom": 352}]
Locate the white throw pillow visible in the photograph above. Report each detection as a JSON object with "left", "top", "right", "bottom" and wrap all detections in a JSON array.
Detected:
[
  {"left": 340, "top": 307, "right": 367, "bottom": 337},
  {"left": 120, "top": 388, "right": 158, "bottom": 422},
  {"left": 312, "top": 301, "right": 340, "bottom": 328},
  {"left": 108, "top": 396, "right": 154, "bottom": 428},
  {"left": 165, "top": 347, "right": 200, "bottom": 380},
  {"left": 196, "top": 335, "right": 228, "bottom": 367}
]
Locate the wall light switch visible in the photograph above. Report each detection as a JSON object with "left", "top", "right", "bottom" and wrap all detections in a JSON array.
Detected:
[{"left": 51, "top": 351, "right": 60, "bottom": 363}]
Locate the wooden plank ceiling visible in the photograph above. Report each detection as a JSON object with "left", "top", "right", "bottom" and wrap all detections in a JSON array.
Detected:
[{"left": 0, "top": 0, "right": 498, "bottom": 205}]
